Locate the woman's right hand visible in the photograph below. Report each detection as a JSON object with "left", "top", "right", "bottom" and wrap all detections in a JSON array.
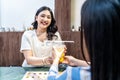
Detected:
[
  {"left": 62, "top": 56, "right": 89, "bottom": 67},
  {"left": 62, "top": 56, "right": 78, "bottom": 66}
]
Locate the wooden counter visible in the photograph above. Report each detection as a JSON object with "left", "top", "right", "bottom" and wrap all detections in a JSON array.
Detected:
[{"left": 0, "top": 32, "right": 24, "bottom": 66}]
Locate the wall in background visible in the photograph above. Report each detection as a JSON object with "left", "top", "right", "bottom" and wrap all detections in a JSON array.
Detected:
[
  {"left": 71, "top": 0, "right": 86, "bottom": 31},
  {"left": 0, "top": 0, "right": 86, "bottom": 31},
  {"left": 0, "top": 0, "right": 54, "bottom": 29}
]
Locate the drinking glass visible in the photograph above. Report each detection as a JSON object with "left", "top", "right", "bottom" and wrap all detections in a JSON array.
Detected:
[{"left": 53, "top": 42, "right": 65, "bottom": 63}]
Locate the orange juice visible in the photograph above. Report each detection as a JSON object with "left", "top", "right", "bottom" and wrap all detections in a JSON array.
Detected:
[
  {"left": 59, "top": 53, "right": 65, "bottom": 63},
  {"left": 55, "top": 46, "right": 65, "bottom": 63}
]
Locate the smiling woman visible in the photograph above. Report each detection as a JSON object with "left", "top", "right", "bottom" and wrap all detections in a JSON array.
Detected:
[{"left": 20, "top": 6, "right": 62, "bottom": 67}]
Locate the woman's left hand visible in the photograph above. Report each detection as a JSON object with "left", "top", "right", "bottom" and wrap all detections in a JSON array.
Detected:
[
  {"left": 44, "top": 57, "right": 53, "bottom": 64},
  {"left": 53, "top": 45, "right": 66, "bottom": 59}
]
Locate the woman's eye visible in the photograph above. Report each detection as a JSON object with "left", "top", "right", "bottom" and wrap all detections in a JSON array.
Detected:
[
  {"left": 47, "top": 16, "right": 51, "bottom": 19},
  {"left": 41, "top": 15, "right": 45, "bottom": 18},
  {"left": 40, "top": 14, "right": 51, "bottom": 19}
]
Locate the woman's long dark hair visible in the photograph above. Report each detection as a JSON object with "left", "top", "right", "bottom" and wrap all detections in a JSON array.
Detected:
[
  {"left": 32, "top": 6, "right": 58, "bottom": 40},
  {"left": 81, "top": 0, "right": 120, "bottom": 80}
]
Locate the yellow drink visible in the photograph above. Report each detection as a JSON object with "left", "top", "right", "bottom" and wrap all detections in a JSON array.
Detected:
[
  {"left": 55, "top": 45, "right": 65, "bottom": 63},
  {"left": 59, "top": 53, "right": 65, "bottom": 63}
]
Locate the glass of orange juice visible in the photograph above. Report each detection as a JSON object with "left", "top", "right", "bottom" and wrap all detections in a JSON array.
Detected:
[
  {"left": 45, "top": 40, "right": 74, "bottom": 63},
  {"left": 53, "top": 42, "right": 65, "bottom": 63}
]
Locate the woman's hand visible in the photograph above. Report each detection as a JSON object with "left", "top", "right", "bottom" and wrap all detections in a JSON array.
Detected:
[
  {"left": 43, "top": 57, "right": 53, "bottom": 64},
  {"left": 62, "top": 56, "right": 89, "bottom": 67},
  {"left": 62, "top": 56, "right": 78, "bottom": 66},
  {"left": 53, "top": 46, "right": 65, "bottom": 59},
  {"left": 53, "top": 46, "right": 67, "bottom": 58}
]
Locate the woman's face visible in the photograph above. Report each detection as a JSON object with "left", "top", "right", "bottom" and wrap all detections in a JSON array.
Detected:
[{"left": 36, "top": 10, "right": 52, "bottom": 29}]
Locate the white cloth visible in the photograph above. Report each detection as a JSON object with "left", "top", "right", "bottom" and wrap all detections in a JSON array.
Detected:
[{"left": 20, "top": 30, "right": 62, "bottom": 67}]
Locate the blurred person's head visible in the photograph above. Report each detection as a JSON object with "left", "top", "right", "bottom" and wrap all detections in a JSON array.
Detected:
[{"left": 81, "top": 0, "right": 120, "bottom": 80}]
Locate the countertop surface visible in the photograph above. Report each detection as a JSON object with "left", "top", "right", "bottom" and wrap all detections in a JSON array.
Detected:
[
  {"left": 0, "top": 66, "right": 50, "bottom": 80},
  {"left": 0, "top": 65, "right": 67, "bottom": 80}
]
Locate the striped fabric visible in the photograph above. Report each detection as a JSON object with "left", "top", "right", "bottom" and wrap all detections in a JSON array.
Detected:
[{"left": 47, "top": 65, "right": 91, "bottom": 80}]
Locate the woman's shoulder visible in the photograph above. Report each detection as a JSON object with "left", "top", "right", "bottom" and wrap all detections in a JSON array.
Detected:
[
  {"left": 22, "top": 30, "right": 35, "bottom": 37},
  {"left": 55, "top": 31, "right": 60, "bottom": 35}
]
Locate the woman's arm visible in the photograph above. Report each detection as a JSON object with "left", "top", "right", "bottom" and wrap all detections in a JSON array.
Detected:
[
  {"left": 21, "top": 31, "right": 53, "bottom": 66},
  {"left": 22, "top": 50, "right": 53, "bottom": 66},
  {"left": 63, "top": 56, "right": 90, "bottom": 67},
  {"left": 47, "top": 46, "right": 67, "bottom": 80}
]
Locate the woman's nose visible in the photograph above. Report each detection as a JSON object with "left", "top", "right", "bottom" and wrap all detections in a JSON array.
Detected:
[{"left": 43, "top": 17, "right": 48, "bottom": 21}]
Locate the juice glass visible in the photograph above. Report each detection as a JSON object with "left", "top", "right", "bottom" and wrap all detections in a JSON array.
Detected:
[{"left": 53, "top": 42, "right": 65, "bottom": 63}]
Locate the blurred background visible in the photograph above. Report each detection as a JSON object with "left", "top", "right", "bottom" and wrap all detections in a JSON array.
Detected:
[{"left": 0, "top": 0, "right": 85, "bottom": 32}]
